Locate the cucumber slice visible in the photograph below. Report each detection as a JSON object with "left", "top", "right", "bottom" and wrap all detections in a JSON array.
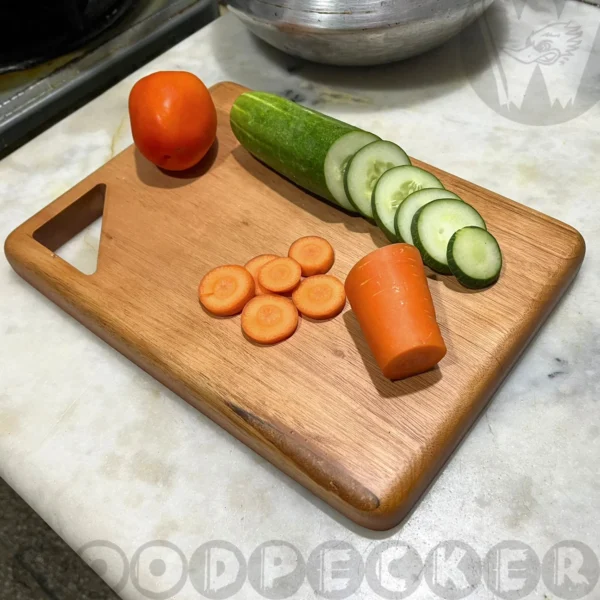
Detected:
[
  {"left": 372, "top": 166, "right": 444, "bottom": 241},
  {"left": 412, "top": 199, "right": 486, "bottom": 274},
  {"left": 344, "top": 141, "right": 410, "bottom": 218},
  {"left": 395, "top": 188, "right": 462, "bottom": 245},
  {"left": 447, "top": 227, "right": 502, "bottom": 288},
  {"left": 324, "top": 131, "right": 380, "bottom": 212}
]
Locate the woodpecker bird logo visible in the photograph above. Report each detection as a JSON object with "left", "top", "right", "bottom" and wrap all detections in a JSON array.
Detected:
[
  {"left": 502, "top": 22, "right": 583, "bottom": 66},
  {"left": 462, "top": 0, "right": 600, "bottom": 126}
]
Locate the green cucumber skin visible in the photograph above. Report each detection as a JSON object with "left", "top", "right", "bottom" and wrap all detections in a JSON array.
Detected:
[
  {"left": 447, "top": 228, "right": 502, "bottom": 289},
  {"left": 394, "top": 218, "right": 405, "bottom": 242},
  {"left": 411, "top": 205, "right": 453, "bottom": 274},
  {"left": 373, "top": 208, "right": 399, "bottom": 241},
  {"left": 343, "top": 148, "right": 367, "bottom": 215},
  {"left": 371, "top": 190, "right": 399, "bottom": 242},
  {"left": 343, "top": 160, "right": 359, "bottom": 213},
  {"left": 231, "top": 91, "right": 362, "bottom": 205}
]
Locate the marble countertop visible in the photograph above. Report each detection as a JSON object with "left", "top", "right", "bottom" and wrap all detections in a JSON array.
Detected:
[{"left": 1, "top": 4, "right": 599, "bottom": 599}]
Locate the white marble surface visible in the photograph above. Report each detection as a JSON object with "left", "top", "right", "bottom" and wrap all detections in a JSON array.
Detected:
[{"left": 1, "top": 3, "right": 599, "bottom": 599}]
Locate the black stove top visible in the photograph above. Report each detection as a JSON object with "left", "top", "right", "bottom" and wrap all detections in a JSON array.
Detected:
[
  {"left": 0, "top": 0, "right": 218, "bottom": 155},
  {"left": 1, "top": 1, "right": 135, "bottom": 74}
]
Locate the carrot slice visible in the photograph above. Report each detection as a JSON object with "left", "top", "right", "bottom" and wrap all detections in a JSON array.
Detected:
[
  {"left": 241, "top": 295, "right": 299, "bottom": 344},
  {"left": 258, "top": 257, "right": 302, "bottom": 293},
  {"left": 198, "top": 265, "right": 254, "bottom": 316},
  {"left": 288, "top": 236, "right": 335, "bottom": 276},
  {"left": 292, "top": 275, "right": 346, "bottom": 320},
  {"left": 345, "top": 244, "right": 447, "bottom": 380},
  {"left": 245, "top": 254, "right": 278, "bottom": 295}
]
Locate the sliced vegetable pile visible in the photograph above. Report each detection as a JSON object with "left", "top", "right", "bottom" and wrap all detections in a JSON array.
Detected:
[
  {"left": 231, "top": 91, "right": 503, "bottom": 289},
  {"left": 198, "top": 236, "right": 346, "bottom": 344},
  {"left": 198, "top": 265, "right": 254, "bottom": 317}
]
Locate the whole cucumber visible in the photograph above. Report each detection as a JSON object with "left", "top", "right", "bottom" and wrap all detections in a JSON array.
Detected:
[{"left": 230, "top": 91, "right": 360, "bottom": 204}]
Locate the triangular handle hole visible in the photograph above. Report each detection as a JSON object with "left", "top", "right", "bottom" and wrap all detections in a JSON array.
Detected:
[{"left": 33, "top": 184, "right": 106, "bottom": 275}]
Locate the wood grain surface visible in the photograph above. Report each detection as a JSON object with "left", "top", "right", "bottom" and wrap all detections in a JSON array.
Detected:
[{"left": 5, "top": 82, "right": 585, "bottom": 530}]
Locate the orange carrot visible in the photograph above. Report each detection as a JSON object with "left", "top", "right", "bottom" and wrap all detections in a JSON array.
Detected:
[
  {"left": 292, "top": 275, "right": 346, "bottom": 320},
  {"left": 345, "top": 244, "right": 446, "bottom": 380},
  {"left": 241, "top": 295, "right": 299, "bottom": 344},
  {"left": 245, "top": 254, "right": 278, "bottom": 295},
  {"left": 198, "top": 265, "right": 254, "bottom": 316},
  {"left": 288, "top": 236, "right": 335, "bottom": 277},
  {"left": 258, "top": 257, "right": 302, "bottom": 293}
]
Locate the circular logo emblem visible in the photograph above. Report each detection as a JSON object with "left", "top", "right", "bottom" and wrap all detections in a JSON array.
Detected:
[
  {"left": 483, "top": 541, "right": 540, "bottom": 599},
  {"left": 424, "top": 541, "right": 481, "bottom": 599},
  {"left": 365, "top": 541, "right": 423, "bottom": 599},
  {"left": 460, "top": 0, "right": 600, "bottom": 125},
  {"left": 248, "top": 540, "right": 305, "bottom": 599},
  {"left": 189, "top": 540, "right": 246, "bottom": 599},
  {"left": 542, "top": 541, "right": 599, "bottom": 599},
  {"left": 307, "top": 541, "right": 364, "bottom": 599}
]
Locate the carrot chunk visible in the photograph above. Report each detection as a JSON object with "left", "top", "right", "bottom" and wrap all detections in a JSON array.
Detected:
[
  {"left": 288, "top": 236, "right": 335, "bottom": 276},
  {"left": 258, "top": 257, "right": 302, "bottom": 293},
  {"left": 198, "top": 265, "right": 254, "bottom": 316},
  {"left": 345, "top": 244, "right": 447, "bottom": 380},
  {"left": 292, "top": 275, "right": 346, "bottom": 320},
  {"left": 241, "top": 295, "right": 299, "bottom": 344},
  {"left": 245, "top": 254, "right": 278, "bottom": 295}
]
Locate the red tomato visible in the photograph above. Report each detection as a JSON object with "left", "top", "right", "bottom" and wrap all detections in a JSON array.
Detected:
[{"left": 129, "top": 71, "right": 217, "bottom": 171}]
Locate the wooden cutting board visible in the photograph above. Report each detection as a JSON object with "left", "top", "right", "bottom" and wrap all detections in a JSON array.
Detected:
[{"left": 5, "top": 82, "right": 584, "bottom": 530}]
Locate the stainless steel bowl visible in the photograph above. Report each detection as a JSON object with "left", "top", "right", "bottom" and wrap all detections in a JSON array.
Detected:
[{"left": 228, "top": 0, "right": 494, "bottom": 66}]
